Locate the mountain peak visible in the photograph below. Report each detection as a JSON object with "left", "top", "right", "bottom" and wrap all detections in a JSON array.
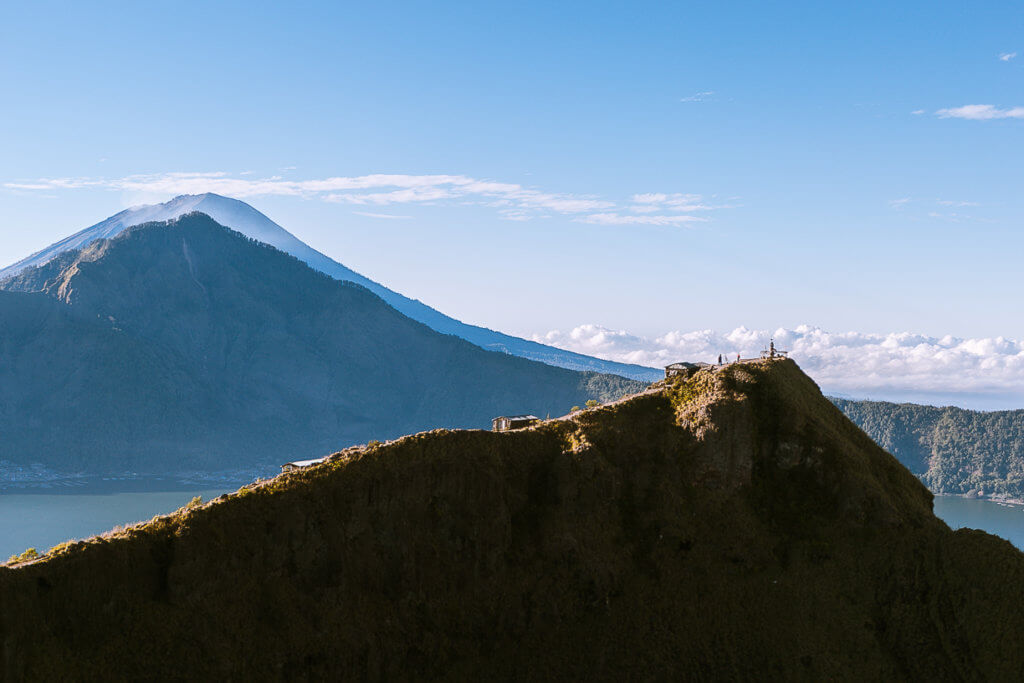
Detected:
[
  {"left": 144, "top": 192, "right": 233, "bottom": 205},
  {"left": 0, "top": 211, "right": 645, "bottom": 473},
  {"left": 0, "top": 196, "right": 662, "bottom": 381},
  {"left": 0, "top": 194, "right": 301, "bottom": 283}
]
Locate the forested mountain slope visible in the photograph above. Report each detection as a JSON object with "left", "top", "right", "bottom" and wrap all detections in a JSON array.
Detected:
[
  {"left": 0, "top": 213, "right": 643, "bottom": 474},
  {"left": 834, "top": 398, "right": 1024, "bottom": 498}
]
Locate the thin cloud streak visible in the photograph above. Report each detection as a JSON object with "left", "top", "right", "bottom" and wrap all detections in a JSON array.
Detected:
[
  {"left": 578, "top": 213, "right": 706, "bottom": 226},
  {"left": 888, "top": 198, "right": 982, "bottom": 222},
  {"left": 680, "top": 91, "right": 715, "bottom": 102},
  {"left": 3, "top": 172, "right": 725, "bottom": 225},
  {"left": 936, "top": 104, "right": 1024, "bottom": 120},
  {"left": 352, "top": 211, "right": 413, "bottom": 220}
]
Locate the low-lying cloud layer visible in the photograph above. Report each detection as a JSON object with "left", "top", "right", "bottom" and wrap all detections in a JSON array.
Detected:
[
  {"left": 4, "top": 172, "right": 723, "bottom": 226},
  {"left": 532, "top": 324, "right": 1024, "bottom": 410}
]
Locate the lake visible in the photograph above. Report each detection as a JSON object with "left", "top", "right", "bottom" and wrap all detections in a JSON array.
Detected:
[
  {"left": 2, "top": 485, "right": 1022, "bottom": 562},
  {"left": 933, "top": 495, "right": 1024, "bottom": 551},
  {"left": 0, "top": 483, "right": 237, "bottom": 561}
]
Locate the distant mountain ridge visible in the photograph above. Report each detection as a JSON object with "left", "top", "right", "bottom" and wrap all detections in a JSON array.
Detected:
[
  {"left": 0, "top": 194, "right": 662, "bottom": 381},
  {"left": 833, "top": 397, "right": 1024, "bottom": 499},
  {"left": 0, "top": 213, "right": 644, "bottom": 474}
]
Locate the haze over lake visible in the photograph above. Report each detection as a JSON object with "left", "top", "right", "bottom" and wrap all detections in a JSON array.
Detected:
[
  {"left": 0, "top": 485, "right": 233, "bottom": 560},
  {"left": 932, "top": 495, "right": 1024, "bottom": 551}
]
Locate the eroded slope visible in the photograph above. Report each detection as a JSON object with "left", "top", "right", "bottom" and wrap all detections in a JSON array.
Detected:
[{"left": 2, "top": 360, "right": 1022, "bottom": 680}]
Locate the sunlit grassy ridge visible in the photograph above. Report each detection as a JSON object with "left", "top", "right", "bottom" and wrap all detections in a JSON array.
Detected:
[{"left": 2, "top": 360, "right": 1023, "bottom": 680}]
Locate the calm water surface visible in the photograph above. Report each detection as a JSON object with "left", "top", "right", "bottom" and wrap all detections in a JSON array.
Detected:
[
  {"left": 1, "top": 485, "right": 234, "bottom": 560},
  {"left": 933, "top": 495, "right": 1024, "bottom": 550}
]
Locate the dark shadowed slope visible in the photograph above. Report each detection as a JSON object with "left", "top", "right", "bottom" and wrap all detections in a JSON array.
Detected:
[
  {"left": 2, "top": 359, "right": 1022, "bottom": 680},
  {"left": 0, "top": 213, "right": 643, "bottom": 474},
  {"left": 0, "top": 193, "right": 662, "bottom": 381}
]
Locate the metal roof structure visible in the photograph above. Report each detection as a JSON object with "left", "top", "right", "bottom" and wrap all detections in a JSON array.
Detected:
[{"left": 281, "top": 456, "right": 328, "bottom": 471}]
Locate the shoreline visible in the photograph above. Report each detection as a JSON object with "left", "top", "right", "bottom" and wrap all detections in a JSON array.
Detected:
[
  {"left": 0, "top": 475, "right": 261, "bottom": 496},
  {"left": 934, "top": 492, "right": 1024, "bottom": 508}
]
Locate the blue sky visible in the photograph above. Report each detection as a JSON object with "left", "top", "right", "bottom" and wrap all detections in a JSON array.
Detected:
[{"left": 2, "top": 1, "right": 1023, "bottom": 405}]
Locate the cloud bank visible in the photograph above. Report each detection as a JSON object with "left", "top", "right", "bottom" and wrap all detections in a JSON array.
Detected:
[
  {"left": 532, "top": 324, "right": 1024, "bottom": 409},
  {"left": 4, "top": 172, "right": 724, "bottom": 226}
]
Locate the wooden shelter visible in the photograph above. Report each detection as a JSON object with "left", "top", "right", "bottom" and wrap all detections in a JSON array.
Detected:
[{"left": 492, "top": 415, "right": 540, "bottom": 432}]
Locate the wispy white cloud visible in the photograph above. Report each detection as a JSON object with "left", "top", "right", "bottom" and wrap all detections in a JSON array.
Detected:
[
  {"left": 936, "top": 104, "right": 1024, "bottom": 120},
  {"left": 352, "top": 211, "right": 412, "bottom": 220},
  {"left": 1000, "top": 52, "right": 1017, "bottom": 62},
  {"left": 327, "top": 186, "right": 458, "bottom": 205},
  {"left": 3, "top": 171, "right": 725, "bottom": 225},
  {"left": 888, "top": 198, "right": 981, "bottom": 220},
  {"left": 577, "top": 213, "right": 706, "bottom": 226},
  {"left": 630, "top": 193, "right": 713, "bottom": 210},
  {"left": 680, "top": 90, "right": 716, "bottom": 103},
  {"left": 532, "top": 324, "right": 1024, "bottom": 407},
  {"left": 910, "top": 109, "right": 926, "bottom": 115}
]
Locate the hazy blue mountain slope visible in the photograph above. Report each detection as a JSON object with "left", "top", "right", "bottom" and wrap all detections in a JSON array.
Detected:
[
  {"left": 0, "top": 290, "right": 216, "bottom": 472},
  {"left": 0, "top": 214, "right": 645, "bottom": 474},
  {"left": 0, "top": 194, "right": 662, "bottom": 381}
]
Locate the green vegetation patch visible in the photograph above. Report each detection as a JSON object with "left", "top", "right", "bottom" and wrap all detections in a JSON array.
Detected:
[{"left": 834, "top": 397, "right": 1024, "bottom": 499}]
